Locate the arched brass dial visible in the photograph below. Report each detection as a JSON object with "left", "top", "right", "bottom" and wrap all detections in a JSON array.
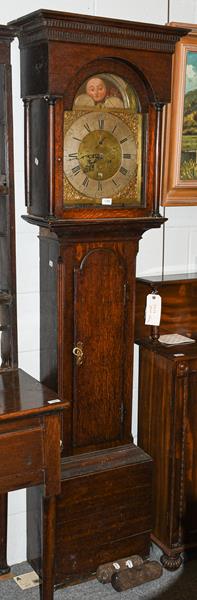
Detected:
[{"left": 63, "top": 111, "right": 137, "bottom": 201}]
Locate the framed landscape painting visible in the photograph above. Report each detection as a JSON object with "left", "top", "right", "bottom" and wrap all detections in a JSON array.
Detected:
[{"left": 161, "top": 24, "right": 197, "bottom": 206}]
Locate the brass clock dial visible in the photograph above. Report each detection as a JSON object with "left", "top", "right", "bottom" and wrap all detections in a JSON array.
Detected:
[{"left": 63, "top": 110, "right": 141, "bottom": 206}]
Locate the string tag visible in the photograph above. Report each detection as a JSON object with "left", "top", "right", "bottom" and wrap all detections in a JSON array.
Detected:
[{"left": 145, "top": 293, "right": 161, "bottom": 326}]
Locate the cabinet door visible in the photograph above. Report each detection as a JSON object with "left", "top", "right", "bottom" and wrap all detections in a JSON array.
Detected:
[
  {"left": 138, "top": 347, "right": 175, "bottom": 546},
  {"left": 73, "top": 246, "right": 127, "bottom": 447},
  {"left": 59, "top": 241, "right": 135, "bottom": 451}
]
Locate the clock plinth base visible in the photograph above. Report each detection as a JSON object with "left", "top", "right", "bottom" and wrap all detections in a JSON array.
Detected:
[{"left": 27, "top": 443, "right": 152, "bottom": 587}]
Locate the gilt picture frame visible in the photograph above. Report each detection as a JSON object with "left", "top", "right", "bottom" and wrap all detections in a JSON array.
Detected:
[{"left": 161, "top": 23, "right": 197, "bottom": 206}]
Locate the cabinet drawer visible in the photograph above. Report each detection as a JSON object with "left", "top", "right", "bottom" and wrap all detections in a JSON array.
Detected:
[{"left": 0, "top": 428, "right": 44, "bottom": 491}]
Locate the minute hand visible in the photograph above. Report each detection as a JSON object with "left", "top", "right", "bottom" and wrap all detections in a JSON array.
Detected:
[{"left": 80, "top": 153, "right": 103, "bottom": 160}]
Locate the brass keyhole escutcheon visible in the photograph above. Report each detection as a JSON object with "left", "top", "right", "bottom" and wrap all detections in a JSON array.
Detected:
[{"left": 72, "top": 341, "right": 84, "bottom": 366}]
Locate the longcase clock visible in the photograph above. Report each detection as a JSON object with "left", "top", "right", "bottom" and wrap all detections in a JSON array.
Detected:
[
  {"left": 0, "top": 24, "right": 17, "bottom": 576},
  {"left": 9, "top": 9, "right": 187, "bottom": 588}
]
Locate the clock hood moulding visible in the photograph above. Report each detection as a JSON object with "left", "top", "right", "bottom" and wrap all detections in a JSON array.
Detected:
[
  {"left": 8, "top": 8, "right": 188, "bottom": 52},
  {"left": 8, "top": 10, "right": 188, "bottom": 103},
  {"left": 0, "top": 25, "right": 14, "bottom": 43},
  {"left": 7, "top": 10, "right": 189, "bottom": 222}
]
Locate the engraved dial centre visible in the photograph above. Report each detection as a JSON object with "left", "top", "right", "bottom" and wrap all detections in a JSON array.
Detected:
[
  {"left": 64, "top": 110, "right": 138, "bottom": 201},
  {"left": 78, "top": 130, "right": 121, "bottom": 181}
]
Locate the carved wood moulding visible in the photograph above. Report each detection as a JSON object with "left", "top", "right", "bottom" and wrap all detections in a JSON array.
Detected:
[
  {"left": 9, "top": 9, "right": 188, "bottom": 53},
  {"left": 0, "top": 25, "right": 14, "bottom": 43}
]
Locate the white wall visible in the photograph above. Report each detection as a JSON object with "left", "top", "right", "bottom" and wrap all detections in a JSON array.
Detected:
[
  {"left": 1, "top": 0, "right": 197, "bottom": 565},
  {"left": 133, "top": 1, "right": 197, "bottom": 443}
]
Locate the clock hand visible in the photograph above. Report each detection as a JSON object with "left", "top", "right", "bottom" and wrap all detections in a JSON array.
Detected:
[
  {"left": 80, "top": 152, "right": 103, "bottom": 160},
  {"left": 97, "top": 136, "right": 106, "bottom": 146}
]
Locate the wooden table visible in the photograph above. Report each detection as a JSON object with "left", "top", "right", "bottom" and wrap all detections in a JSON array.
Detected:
[{"left": 0, "top": 368, "right": 68, "bottom": 599}]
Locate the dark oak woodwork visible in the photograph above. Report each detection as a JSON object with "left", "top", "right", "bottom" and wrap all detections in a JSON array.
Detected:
[
  {"left": 27, "top": 443, "right": 152, "bottom": 586},
  {"left": 73, "top": 247, "right": 127, "bottom": 446},
  {"left": 0, "top": 26, "right": 17, "bottom": 370},
  {"left": 36, "top": 219, "right": 165, "bottom": 457},
  {"left": 9, "top": 10, "right": 188, "bottom": 221},
  {"left": 23, "top": 216, "right": 160, "bottom": 586},
  {"left": 0, "top": 367, "right": 68, "bottom": 599},
  {"left": 8, "top": 8, "right": 187, "bottom": 588},
  {"left": 0, "top": 25, "right": 18, "bottom": 577},
  {"left": 9, "top": 10, "right": 187, "bottom": 99},
  {"left": 135, "top": 272, "right": 197, "bottom": 340},
  {"left": 137, "top": 338, "right": 197, "bottom": 568}
]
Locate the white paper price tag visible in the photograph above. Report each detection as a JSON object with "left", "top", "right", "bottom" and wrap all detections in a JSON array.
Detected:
[
  {"left": 145, "top": 293, "right": 161, "bottom": 326},
  {"left": 102, "top": 198, "right": 112, "bottom": 206}
]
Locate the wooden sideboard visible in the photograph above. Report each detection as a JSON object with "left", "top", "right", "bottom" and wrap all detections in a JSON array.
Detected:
[
  {"left": 137, "top": 337, "right": 197, "bottom": 569},
  {"left": 135, "top": 273, "right": 197, "bottom": 568},
  {"left": 135, "top": 272, "right": 197, "bottom": 340},
  {"left": 0, "top": 367, "right": 68, "bottom": 599}
]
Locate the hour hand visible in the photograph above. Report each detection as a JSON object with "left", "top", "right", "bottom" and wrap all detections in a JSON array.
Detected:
[
  {"left": 81, "top": 152, "right": 102, "bottom": 160},
  {"left": 97, "top": 136, "right": 106, "bottom": 146}
]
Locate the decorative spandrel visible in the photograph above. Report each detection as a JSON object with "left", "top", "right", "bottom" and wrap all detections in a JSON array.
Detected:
[{"left": 63, "top": 73, "right": 144, "bottom": 208}]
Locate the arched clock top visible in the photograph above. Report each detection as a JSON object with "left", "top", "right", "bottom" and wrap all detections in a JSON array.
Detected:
[
  {"left": 73, "top": 74, "right": 137, "bottom": 112},
  {"left": 9, "top": 10, "right": 188, "bottom": 103},
  {"left": 63, "top": 58, "right": 154, "bottom": 113}
]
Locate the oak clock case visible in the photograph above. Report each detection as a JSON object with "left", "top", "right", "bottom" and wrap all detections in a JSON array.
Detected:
[
  {"left": 24, "top": 65, "right": 149, "bottom": 220},
  {"left": 9, "top": 8, "right": 188, "bottom": 588},
  {"left": 9, "top": 12, "right": 187, "bottom": 222}
]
